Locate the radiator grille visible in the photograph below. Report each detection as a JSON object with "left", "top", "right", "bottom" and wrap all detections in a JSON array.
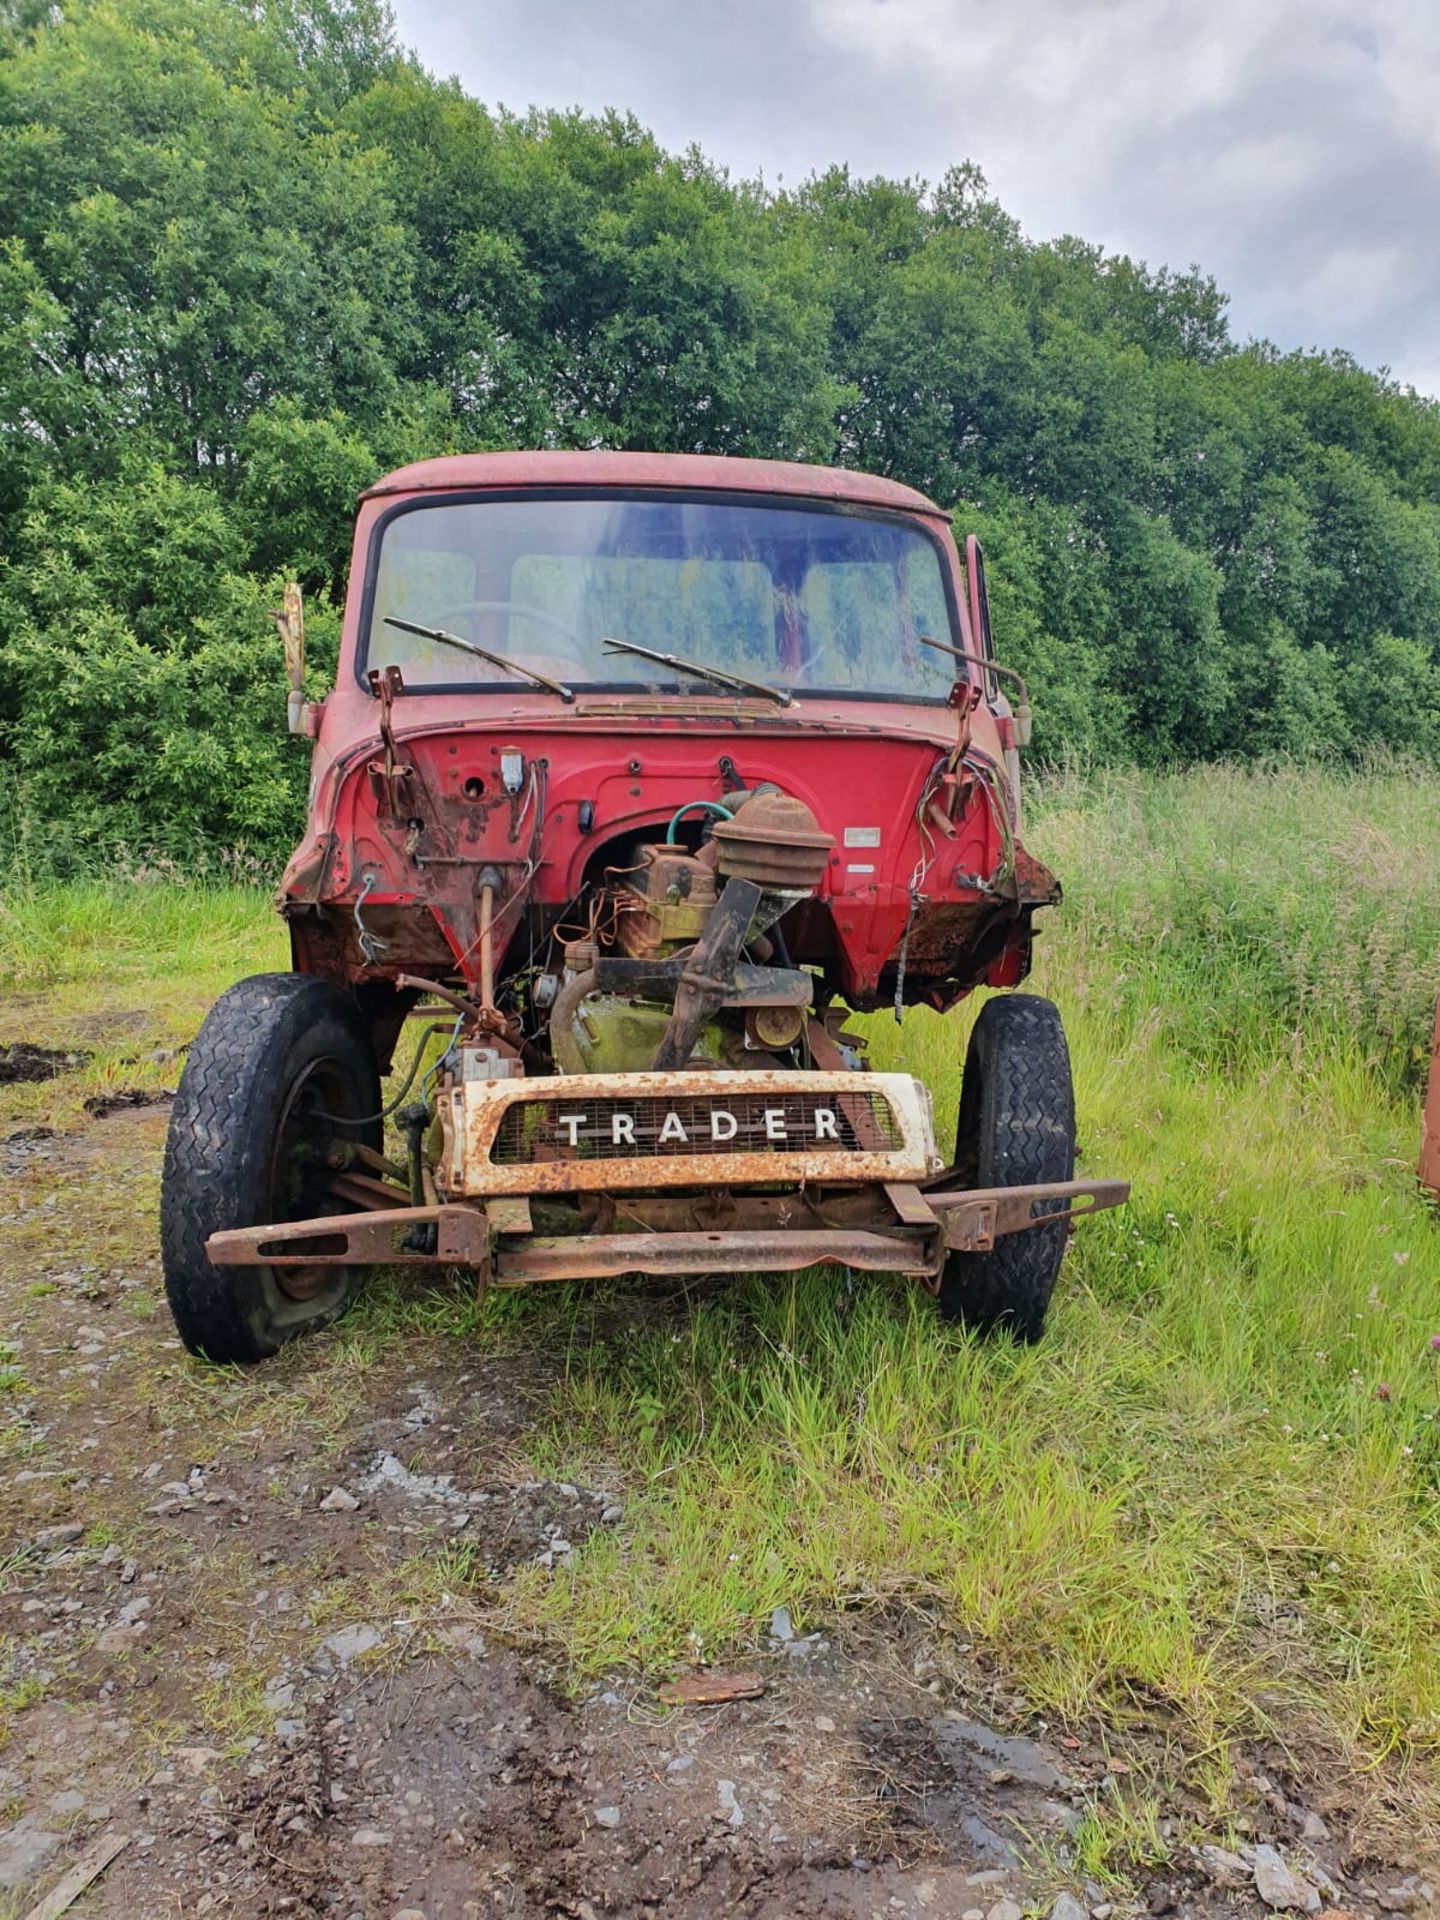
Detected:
[{"left": 491, "top": 1088, "right": 901, "bottom": 1165}]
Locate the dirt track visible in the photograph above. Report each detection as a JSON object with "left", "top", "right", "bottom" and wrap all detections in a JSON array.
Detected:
[{"left": 0, "top": 1089, "right": 1435, "bottom": 1918}]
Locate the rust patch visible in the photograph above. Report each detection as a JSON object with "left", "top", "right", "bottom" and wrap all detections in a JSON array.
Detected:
[
  {"left": 658, "top": 1673, "right": 767, "bottom": 1706},
  {"left": 441, "top": 1067, "right": 939, "bottom": 1197}
]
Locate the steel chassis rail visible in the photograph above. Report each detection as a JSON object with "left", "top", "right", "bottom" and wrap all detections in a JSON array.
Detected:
[{"left": 204, "top": 1176, "right": 1130, "bottom": 1287}]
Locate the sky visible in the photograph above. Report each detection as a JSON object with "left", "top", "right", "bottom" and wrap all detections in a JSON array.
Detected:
[{"left": 389, "top": 0, "right": 1440, "bottom": 399}]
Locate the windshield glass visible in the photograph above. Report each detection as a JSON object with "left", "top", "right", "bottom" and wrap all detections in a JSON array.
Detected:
[{"left": 363, "top": 494, "right": 957, "bottom": 699}]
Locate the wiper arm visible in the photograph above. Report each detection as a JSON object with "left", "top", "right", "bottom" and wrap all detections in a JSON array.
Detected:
[
  {"left": 601, "top": 637, "right": 790, "bottom": 708},
  {"left": 383, "top": 615, "right": 573, "bottom": 702}
]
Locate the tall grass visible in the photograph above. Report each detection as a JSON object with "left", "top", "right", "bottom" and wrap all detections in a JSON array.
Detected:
[
  {"left": 501, "top": 763, "right": 1440, "bottom": 1794},
  {"left": 0, "top": 849, "right": 283, "bottom": 1088},
  {"left": 1028, "top": 759, "right": 1440, "bottom": 1089},
  {"left": 0, "top": 855, "right": 282, "bottom": 1005}
]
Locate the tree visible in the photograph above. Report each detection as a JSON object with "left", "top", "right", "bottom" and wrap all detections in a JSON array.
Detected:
[{"left": 5, "top": 0, "right": 1440, "bottom": 867}]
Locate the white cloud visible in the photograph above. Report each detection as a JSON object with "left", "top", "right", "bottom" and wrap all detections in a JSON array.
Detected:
[{"left": 392, "top": 0, "right": 1440, "bottom": 394}]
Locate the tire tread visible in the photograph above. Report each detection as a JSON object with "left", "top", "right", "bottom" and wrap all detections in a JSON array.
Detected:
[
  {"left": 161, "top": 973, "right": 375, "bottom": 1365},
  {"left": 938, "top": 994, "right": 1075, "bottom": 1342}
]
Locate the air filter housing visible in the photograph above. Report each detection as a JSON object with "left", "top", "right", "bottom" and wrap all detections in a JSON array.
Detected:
[{"left": 712, "top": 790, "right": 834, "bottom": 893}]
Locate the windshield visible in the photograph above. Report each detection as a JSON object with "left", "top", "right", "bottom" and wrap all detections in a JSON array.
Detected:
[{"left": 362, "top": 493, "right": 958, "bottom": 699}]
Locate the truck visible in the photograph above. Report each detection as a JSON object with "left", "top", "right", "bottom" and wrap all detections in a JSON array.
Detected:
[{"left": 160, "top": 451, "right": 1127, "bottom": 1363}]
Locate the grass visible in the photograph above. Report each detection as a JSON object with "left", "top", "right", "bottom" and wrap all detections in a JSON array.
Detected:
[
  {"left": 0, "top": 857, "right": 285, "bottom": 1119},
  {"left": 505, "top": 762, "right": 1440, "bottom": 1800},
  {"left": 3, "top": 761, "right": 1440, "bottom": 1813}
]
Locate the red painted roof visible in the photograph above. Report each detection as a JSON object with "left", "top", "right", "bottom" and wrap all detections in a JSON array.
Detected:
[{"left": 361, "top": 450, "right": 948, "bottom": 519}]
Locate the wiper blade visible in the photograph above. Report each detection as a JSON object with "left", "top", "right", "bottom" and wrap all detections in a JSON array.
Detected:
[
  {"left": 383, "top": 615, "right": 573, "bottom": 702},
  {"left": 600, "top": 637, "right": 790, "bottom": 707}
]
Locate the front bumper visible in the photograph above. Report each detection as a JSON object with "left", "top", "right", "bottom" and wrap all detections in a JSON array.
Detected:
[
  {"left": 204, "top": 1179, "right": 1129, "bottom": 1286},
  {"left": 203, "top": 1065, "right": 1127, "bottom": 1287},
  {"left": 203, "top": 1075, "right": 1136, "bottom": 1282}
]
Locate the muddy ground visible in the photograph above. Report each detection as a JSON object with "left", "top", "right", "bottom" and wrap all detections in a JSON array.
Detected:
[{"left": 0, "top": 1038, "right": 1436, "bottom": 1919}]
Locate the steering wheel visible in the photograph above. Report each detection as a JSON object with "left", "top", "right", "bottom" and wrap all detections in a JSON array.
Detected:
[{"left": 424, "top": 601, "right": 590, "bottom": 666}]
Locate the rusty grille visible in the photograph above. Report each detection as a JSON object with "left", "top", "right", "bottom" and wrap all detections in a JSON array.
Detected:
[{"left": 491, "top": 1088, "right": 902, "bottom": 1165}]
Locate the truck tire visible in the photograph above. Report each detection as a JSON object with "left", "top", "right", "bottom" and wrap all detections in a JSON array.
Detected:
[
  {"left": 161, "top": 973, "right": 381, "bottom": 1365},
  {"left": 937, "top": 994, "right": 1075, "bottom": 1342}
]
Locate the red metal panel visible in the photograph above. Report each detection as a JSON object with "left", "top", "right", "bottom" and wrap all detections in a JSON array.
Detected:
[
  {"left": 359, "top": 450, "right": 949, "bottom": 522},
  {"left": 277, "top": 451, "right": 1055, "bottom": 1009}
]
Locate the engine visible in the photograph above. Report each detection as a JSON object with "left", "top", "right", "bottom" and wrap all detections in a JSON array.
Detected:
[{"left": 544, "top": 788, "right": 834, "bottom": 1075}]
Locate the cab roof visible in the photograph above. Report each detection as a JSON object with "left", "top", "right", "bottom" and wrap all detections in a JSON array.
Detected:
[{"left": 361, "top": 451, "right": 949, "bottom": 522}]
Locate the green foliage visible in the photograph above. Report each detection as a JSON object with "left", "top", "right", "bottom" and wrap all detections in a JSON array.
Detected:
[
  {"left": 0, "top": 462, "right": 327, "bottom": 854},
  {"left": 4, "top": 0, "right": 1440, "bottom": 858}
]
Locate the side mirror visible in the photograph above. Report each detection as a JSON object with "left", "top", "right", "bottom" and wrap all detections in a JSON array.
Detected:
[
  {"left": 964, "top": 534, "right": 1031, "bottom": 745},
  {"left": 271, "top": 583, "right": 306, "bottom": 736}
]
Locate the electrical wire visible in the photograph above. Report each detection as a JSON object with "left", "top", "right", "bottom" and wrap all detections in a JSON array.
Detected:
[
  {"left": 353, "top": 869, "right": 388, "bottom": 965},
  {"left": 313, "top": 1019, "right": 451, "bottom": 1127},
  {"left": 420, "top": 1014, "right": 466, "bottom": 1105},
  {"left": 894, "top": 751, "right": 951, "bottom": 1021}
]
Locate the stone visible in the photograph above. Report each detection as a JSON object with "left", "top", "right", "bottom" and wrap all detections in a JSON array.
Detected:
[
  {"left": 1051, "top": 1897, "right": 1088, "bottom": 1920},
  {"left": 1199, "top": 1845, "right": 1254, "bottom": 1890},
  {"left": 350, "top": 1829, "right": 393, "bottom": 1847},
  {"left": 1253, "top": 1844, "right": 1322, "bottom": 1913},
  {"left": 393, "top": 1910, "right": 428, "bottom": 1919},
  {"left": 1378, "top": 1894, "right": 1420, "bottom": 1915},
  {"left": 319, "top": 1487, "right": 359, "bottom": 1513},
  {"left": 34, "top": 1522, "right": 83, "bottom": 1550},
  {"left": 174, "top": 1746, "right": 222, "bottom": 1777},
  {"left": 962, "top": 1817, "right": 1019, "bottom": 1866},
  {"left": 716, "top": 1780, "right": 744, "bottom": 1829},
  {"left": 0, "top": 1820, "right": 62, "bottom": 1892},
  {"left": 783, "top": 1633, "right": 827, "bottom": 1658},
  {"left": 600, "top": 1504, "right": 624, "bottom": 1524},
  {"left": 769, "top": 1606, "right": 795, "bottom": 1643},
  {"left": 45, "top": 1790, "right": 86, "bottom": 1819},
  {"left": 986, "top": 1902, "right": 1024, "bottom": 1920},
  {"left": 813, "top": 1715, "right": 836, "bottom": 1733},
  {"left": 321, "top": 1624, "right": 383, "bottom": 1667},
  {"left": 1296, "top": 1810, "right": 1330, "bottom": 1844},
  {"left": 936, "top": 1716, "right": 1067, "bottom": 1792},
  {"left": 593, "top": 1805, "right": 621, "bottom": 1829}
]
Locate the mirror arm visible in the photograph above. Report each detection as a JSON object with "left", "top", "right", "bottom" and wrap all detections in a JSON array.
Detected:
[{"left": 917, "top": 636, "right": 1032, "bottom": 746}]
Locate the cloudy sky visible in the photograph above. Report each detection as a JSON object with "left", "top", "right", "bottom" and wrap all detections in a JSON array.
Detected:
[{"left": 390, "top": 0, "right": 1440, "bottom": 399}]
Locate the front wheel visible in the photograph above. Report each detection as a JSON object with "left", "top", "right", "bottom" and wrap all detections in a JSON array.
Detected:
[
  {"left": 161, "top": 973, "right": 381, "bottom": 1365},
  {"left": 937, "top": 994, "right": 1076, "bottom": 1342}
]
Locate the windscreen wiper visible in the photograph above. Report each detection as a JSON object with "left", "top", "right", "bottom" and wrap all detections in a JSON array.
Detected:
[
  {"left": 383, "top": 615, "right": 574, "bottom": 702},
  {"left": 601, "top": 637, "right": 790, "bottom": 708}
]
